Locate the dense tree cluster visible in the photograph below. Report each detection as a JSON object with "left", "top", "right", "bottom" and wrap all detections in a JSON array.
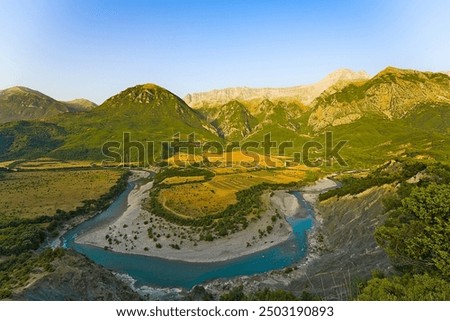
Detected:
[
  {"left": 375, "top": 183, "right": 450, "bottom": 277},
  {"left": 153, "top": 166, "right": 215, "bottom": 186},
  {"left": 358, "top": 273, "right": 450, "bottom": 300}
]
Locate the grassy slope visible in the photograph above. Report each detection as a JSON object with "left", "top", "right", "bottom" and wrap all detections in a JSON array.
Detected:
[
  {"left": 330, "top": 104, "right": 450, "bottom": 168},
  {"left": 52, "top": 84, "right": 222, "bottom": 161},
  {"left": 0, "top": 121, "right": 66, "bottom": 161}
]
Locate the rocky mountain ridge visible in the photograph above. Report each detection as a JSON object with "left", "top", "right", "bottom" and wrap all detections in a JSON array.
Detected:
[{"left": 184, "top": 69, "right": 370, "bottom": 108}]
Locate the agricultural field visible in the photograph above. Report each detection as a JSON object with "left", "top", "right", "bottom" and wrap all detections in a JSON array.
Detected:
[
  {"left": 12, "top": 158, "right": 97, "bottom": 170},
  {"left": 0, "top": 160, "right": 19, "bottom": 168},
  {"left": 158, "top": 165, "right": 312, "bottom": 218},
  {"left": 167, "top": 151, "right": 289, "bottom": 168},
  {"left": 0, "top": 169, "right": 124, "bottom": 220},
  {"left": 161, "top": 175, "right": 205, "bottom": 185}
]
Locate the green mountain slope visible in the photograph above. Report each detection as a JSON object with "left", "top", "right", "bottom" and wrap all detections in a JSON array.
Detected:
[
  {"left": 0, "top": 121, "right": 66, "bottom": 160},
  {"left": 308, "top": 67, "right": 450, "bottom": 131},
  {"left": 209, "top": 100, "right": 257, "bottom": 140},
  {"left": 247, "top": 100, "right": 307, "bottom": 140},
  {"left": 0, "top": 87, "right": 96, "bottom": 123},
  {"left": 1, "top": 67, "right": 449, "bottom": 168},
  {"left": 196, "top": 98, "right": 309, "bottom": 143},
  {"left": 53, "top": 84, "right": 220, "bottom": 160},
  {"left": 64, "top": 99, "right": 98, "bottom": 112}
]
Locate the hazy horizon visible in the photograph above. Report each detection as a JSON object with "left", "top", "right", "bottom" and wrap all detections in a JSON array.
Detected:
[{"left": 1, "top": 0, "right": 450, "bottom": 104}]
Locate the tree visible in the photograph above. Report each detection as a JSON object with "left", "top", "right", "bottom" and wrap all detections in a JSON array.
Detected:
[
  {"left": 375, "top": 183, "right": 450, "bottom": 277},
  {"left": 358, "top": 273, "right": 450, "bottom": 301}
]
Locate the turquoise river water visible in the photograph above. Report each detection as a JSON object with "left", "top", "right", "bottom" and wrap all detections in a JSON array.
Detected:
[{"left": 61, "top": 183, "right": 315, "bottom": 289}]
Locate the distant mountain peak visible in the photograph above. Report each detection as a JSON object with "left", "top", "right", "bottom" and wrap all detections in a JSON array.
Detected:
[
  {"left": 1, "top": 86, "right": 54, "bottom": 99},
  {"left": 184, "top": 68, "right": 370, "bottom": 108},
  {"left": 104, "top": 83, "right": 183, "bottom": 108},
  {"left": 65, "top": 99, "right": 97, "bottom": 112},
  {"left": 141, "top": 83, "right": 164, "bottom": 90},
  {"left": 376, "top": 66, "right": 420, "bottom": 77},
  {"left": 324, "top": 68, "right": 370, "bottom": 79},
  {"left": 128, "top": 83, "right": 178, "bottom": 96},
  {"left": 0, "top": 86, "right": 95, "bottom": 123}
]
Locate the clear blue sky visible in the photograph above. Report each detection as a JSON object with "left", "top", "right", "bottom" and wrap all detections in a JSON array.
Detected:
[{"left": 1, "top": 0, "right": 450, "bottom": 103}]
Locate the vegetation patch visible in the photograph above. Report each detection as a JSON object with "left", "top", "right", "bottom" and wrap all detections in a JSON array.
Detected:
[
  {"left": 319, "top": 160, "right": 427, "bottom": 201},
  {"left": 146, "top": 165, "right": 315, "bottom": 239},
  {"left": 0, "top": 248, "right": 65, "bottom": 299}
]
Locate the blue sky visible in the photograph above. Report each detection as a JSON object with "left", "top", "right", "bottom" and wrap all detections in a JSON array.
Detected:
[{"left": 1, "top": 0, "right": 450, "bottom": 103}]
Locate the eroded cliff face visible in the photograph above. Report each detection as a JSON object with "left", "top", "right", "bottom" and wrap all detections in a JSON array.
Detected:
[
  {"left": 289, "top": 185, "right": 394, "bottom": 299},
  {"left": 12, "top": 250, "right": 141, "bottom": 301}
]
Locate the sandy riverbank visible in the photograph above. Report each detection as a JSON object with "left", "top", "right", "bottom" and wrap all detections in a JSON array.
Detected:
[
  {"left": 270, "top": 191, "right": 301, "bottom": 217},
  {"left": 47, "top": 170, "right": 152, "bottom": 248},
  {"left": 76, "top": 173, "right": 303, "bottom": 263}
]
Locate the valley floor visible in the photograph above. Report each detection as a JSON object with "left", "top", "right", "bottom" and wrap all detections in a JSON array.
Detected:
[{"left": 76, "top": 170, "right": 306, "bottom": 263}]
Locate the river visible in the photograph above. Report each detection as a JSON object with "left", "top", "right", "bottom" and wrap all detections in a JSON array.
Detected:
[{"left": 61, "top": 183, "right": 317, "bottom": 289}]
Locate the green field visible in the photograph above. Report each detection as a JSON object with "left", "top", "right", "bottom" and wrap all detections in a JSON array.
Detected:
[{"left": 0, "top": 169, "right": 123, "bottom": 221}]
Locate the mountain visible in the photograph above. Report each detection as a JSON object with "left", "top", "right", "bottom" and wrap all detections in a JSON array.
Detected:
[
  {"left": 308, "top": 67, "right": 450, "bottom": 131},
  {"left": 1, "top": 67, "right": 450, "bottom": 167},
  {"left": 0, "top": 87, "right": 69, "bottom": 123},
  {"left": 53, "top": 83, "right": 219, "bottom": 160},
  {"left": 0, "top": 121, "right": 66, "bottom": 161},
  {"left": 184, "top": 69, "right": 370, "bottom": 108},
  {"left": 65, "top": 99, "right": 98, "bottom": 112},
  {"left": 195, "top": 97, "right": 309, "bottom": 141},
  {"left": 255, "top": 100, "right": 305, "bottom": 129},
  {"left": 0, "top": 86, "right": 96, "bottom": 123},
  {"left": 209, "top": 100, "right": 257, "bottom": 140},
  {"left": 244, "top": 100, "right": 308, "bottom": 142}
]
